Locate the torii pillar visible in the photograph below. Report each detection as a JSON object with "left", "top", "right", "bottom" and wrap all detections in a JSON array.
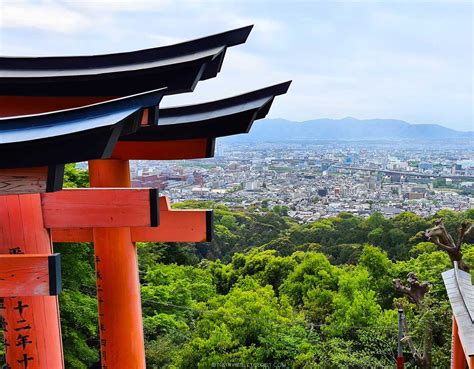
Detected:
[
  {"left": 88, "top": 159, "right": 146, "bottom": 369},
  {"left": 0, "top": 194, "right": 63, "bottom": 368}
]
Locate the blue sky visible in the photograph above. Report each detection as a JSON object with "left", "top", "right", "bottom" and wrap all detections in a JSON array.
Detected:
[{"left": 0, "top": 0, "right": 472, "bottom": 131}]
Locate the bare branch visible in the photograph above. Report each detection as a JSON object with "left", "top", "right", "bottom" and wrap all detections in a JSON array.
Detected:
[
  {"left": 425, "top": 219, "right": 470, "bottom": 272},
  {"left": 429, "top": 238, "right": 454, "bottom": 252},
  {"left": 457, "top": 221, "right": 474, "bottom": 248},
  {"left": 393, "top": 273, "right": 429, "bottom": 307},
  {"left": 425, "top": 219, "right": 456, "bottom": 250}
]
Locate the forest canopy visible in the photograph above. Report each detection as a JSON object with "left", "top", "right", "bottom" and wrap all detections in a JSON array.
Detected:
[{"left": 2, "top": 165, "right": 472, "bottom": 368}]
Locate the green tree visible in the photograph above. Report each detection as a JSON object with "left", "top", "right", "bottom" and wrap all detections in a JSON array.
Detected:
[
  {"left": 173, "top": 278, "right": 313, "bottom": 368},
  {"left": 280, "top": 252, "right": 340, "bottom": 322}
]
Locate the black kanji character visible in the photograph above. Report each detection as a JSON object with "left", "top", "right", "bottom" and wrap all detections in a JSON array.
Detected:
[
  {"left": 17, "top": 353, "right": 33, "bottom": 368},
  {"left": 16, "top": 334, "right": 32, "bottom": 349},
  {"left": 13, "top": 301, "right": 29, "bottom": 318},
  {"left": 14, "top": 324, "right": 31, "bottom": 332}
]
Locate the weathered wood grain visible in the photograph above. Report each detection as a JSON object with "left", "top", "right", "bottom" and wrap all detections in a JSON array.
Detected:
[
  {"left": 0, "top": 165, "right": 64, "bottom": 195},
  {"left": 0, "top": 167, "right": 48, "bottom": 195}
]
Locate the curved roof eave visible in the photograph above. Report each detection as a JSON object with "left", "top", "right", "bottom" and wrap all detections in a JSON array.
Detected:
[
  {"left": 0, "top": 88, "right": 166, "bottom": 130},
  {"left": 0, "top": 88, "right": 166, "bottom": 168},
  {"left": 120, "top": 81, "right": 291, "bottom": 141},
  {"left": 0, "top": 26, "right": 252, "bottom": 96}
]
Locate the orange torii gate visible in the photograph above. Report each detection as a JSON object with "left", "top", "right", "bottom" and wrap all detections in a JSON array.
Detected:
[
  {"left": 0, "top": 25, "right": 290, "bottom": 368},
  {"left": 0, "top": 90, "right": 165, "bottom": 368},
  {"left": 0, "top": 26, "right": 250, "bottom": 368},
  {"left": 0, "top": 186, "right": 210, "bottom": 367},
  {"left": 77, "top": 82, "right": 290, "bottom": 366},
  {"left": 48, "top": 174, "right": 211, "bottom": 368},
  {"left": 0, "top": 254, "right": 61, "bottom": 298},
  {"left": 87, "top": 160, "right": 212, "bottom": 367}
]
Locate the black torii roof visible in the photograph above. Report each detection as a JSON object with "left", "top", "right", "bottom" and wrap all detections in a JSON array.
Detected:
[
  {"left": 121, "top": 81, "right": 291, "bottom": 142},
  {"left": 0, "top": 26, "right": 252, "bottom": 96},
  {"left": 0, "top": 89, "right": 165, "bottom": 168}
]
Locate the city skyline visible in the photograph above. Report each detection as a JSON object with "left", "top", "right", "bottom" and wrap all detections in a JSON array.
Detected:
[
  {"left": 129, "top": 140, "right": 474, "bottom": 221},
  {"left": 0, "top": 0, "right": 472, "bottom": 131}
]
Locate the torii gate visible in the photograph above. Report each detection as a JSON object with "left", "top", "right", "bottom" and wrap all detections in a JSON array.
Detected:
[
  {"left": 48, "top": 81, "right": 290, "bottom": 368},
  {"left": 0, "top": 89, "right": 166, "bottom": 368},
  {"left": 0, "top": 26, "right": 251, "bottom": 368},
  {"left": 0, "top": 25, "right": 290, "bottom": 368}
]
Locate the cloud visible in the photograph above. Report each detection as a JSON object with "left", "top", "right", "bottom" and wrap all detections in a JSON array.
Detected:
[
  {"left": 65, "top": 0, "right": 172, "bottom": 13},
  {"left": 0, "top": 0, "right": 171, "bottom": 34},
  {"left": 144, "top": 34, "right": 185, "bottom": 47},
  {"left": 0, "top": 1, "right": 470, "bottom": 130},
  {"left": 0, "top": 0, "right": 93, "bottom": 33}
]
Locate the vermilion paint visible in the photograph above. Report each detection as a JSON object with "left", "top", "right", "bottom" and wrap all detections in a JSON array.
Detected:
[
  {"left": 88, "top": 159, "right": 146, "bottom": 369},
  {"left": 41, "top": 188, "right": 156, "bottom": 228},
  {"left": 0, "top": 96, "right": 113, "bottom": 117},
  {"left": 111, "top": 138, "right": 213, "bottom": 160},
  {"left": 0, "top": 194, "right": 64, "bottom": 368},
  {"left": 451, "top": 316, "right": 467, "bottom": 369},
  {"left": 0, "top": 254, "right": 56, "bottom": 297},
  {"left": 50, "top": 196, "right": 210, "bottom": 243}
]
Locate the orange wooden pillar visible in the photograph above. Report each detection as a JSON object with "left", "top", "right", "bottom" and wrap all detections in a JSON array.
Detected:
[
  {"left": 88, "top": 159, "right": 146, "bottom": 369},
  {"left": 0, "top": 194, "right": 63, "bottom": 369},
  {"left": 451, "top": 316, "right": 467, "bottom": 369}
]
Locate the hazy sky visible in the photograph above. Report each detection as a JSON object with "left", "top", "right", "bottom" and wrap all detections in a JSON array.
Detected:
[{"left": 0, "top": 0, "right": 472, "bottom": 131}]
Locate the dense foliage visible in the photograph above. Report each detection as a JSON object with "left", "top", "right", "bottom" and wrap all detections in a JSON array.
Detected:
[
  {"left": 1, "top": 165, "right": 473, "bottom": 368},
  {"left": 135, "top": 203, "right": 472, "bottom": 368}
]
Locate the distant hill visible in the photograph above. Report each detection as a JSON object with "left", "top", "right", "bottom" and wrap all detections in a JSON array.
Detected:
[{"left": 224, "top": 117, "right": 473, "bottom": 142}]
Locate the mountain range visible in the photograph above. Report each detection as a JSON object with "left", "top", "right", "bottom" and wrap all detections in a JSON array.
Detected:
[{"left": 224, "top": 117, "right": 473, "bottom": 142}]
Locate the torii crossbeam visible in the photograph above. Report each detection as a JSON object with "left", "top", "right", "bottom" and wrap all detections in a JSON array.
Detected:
[{"left": 51, "top": 196, "right": 212, "bottom": 243}]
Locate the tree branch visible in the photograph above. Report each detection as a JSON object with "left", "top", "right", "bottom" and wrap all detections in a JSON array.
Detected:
[
  {"left": 429, "top": 238, "right": 454, "bottom": 252},
  {"left": 457, "top": 221, "right": 474, "bottom": 248},
  {"left": 425, "top": 219, "right": 470, "bottom": 272},
  {"left": 393, "top": 273, "right": 429, "bottom": 307}
]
